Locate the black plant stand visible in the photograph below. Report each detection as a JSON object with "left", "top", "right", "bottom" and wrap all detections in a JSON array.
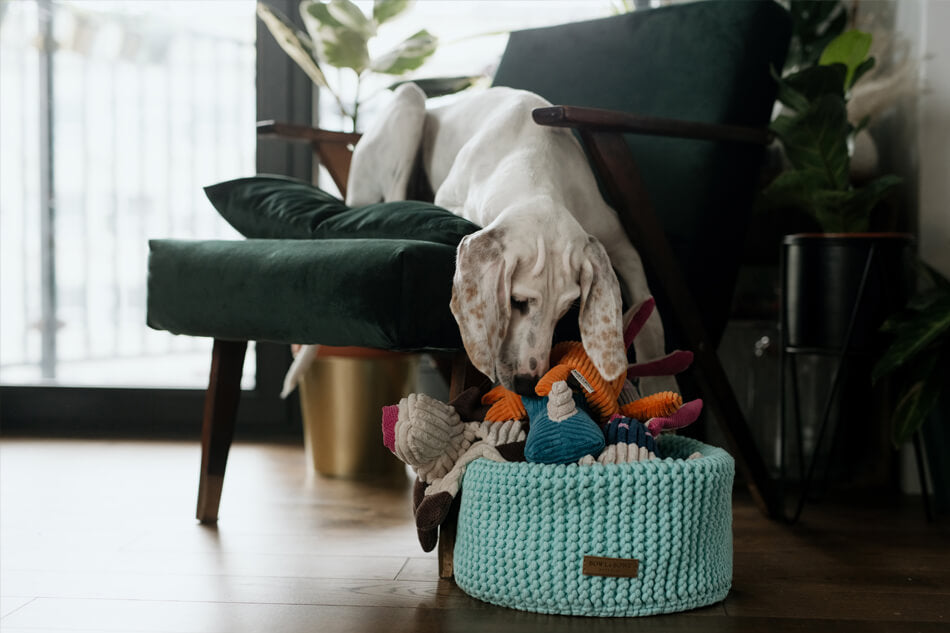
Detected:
[{"left": 777, "top": 233, "right": 929, "bottom": 523}]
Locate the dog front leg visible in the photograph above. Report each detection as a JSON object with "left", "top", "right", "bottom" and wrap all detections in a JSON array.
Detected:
[{"left": 345, "top": 83, "right": 427, "bottom": 205}]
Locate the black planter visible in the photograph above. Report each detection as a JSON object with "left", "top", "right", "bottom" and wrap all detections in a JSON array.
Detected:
[
  {"left": 778, "top": 233, "right": 916, "bottom": 508},
  {"left": 783, "top": 233, "right": 915, "bottom": 353}
]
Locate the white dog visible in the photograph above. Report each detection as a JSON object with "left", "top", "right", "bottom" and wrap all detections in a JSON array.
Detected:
[{"left": 283, "top": 85, "right": 673, "bottom": 398}]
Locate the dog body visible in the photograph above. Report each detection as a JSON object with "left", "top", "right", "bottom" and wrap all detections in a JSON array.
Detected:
[{"left": 283, "top": 85, "right": 671, "bottom": 398}]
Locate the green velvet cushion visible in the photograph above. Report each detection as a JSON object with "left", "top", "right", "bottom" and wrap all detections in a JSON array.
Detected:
[
  {"left": 492, "top": 0, "right": 790, "bottom": 346},
  {"left": 147, "top": 239, "right": 463, "bottom": 351},
  {"left": 205, "top": 175, "right": 479, "bottom": 245}
]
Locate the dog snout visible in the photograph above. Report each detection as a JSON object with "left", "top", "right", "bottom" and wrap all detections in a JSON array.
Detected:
[{"left": 512, "top": 373, "right": 540, "bottom": 396}]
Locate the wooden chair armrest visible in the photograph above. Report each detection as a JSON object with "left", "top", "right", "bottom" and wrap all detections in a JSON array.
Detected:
[
  {"left": 532, "top": 105, "right": 769, "bottom": 145},
  {"left": 256, "top": 121, "right": 360, "bottom": 196},
  {"left": 256, "top": 120, "right": 361, "bottom": 145}
]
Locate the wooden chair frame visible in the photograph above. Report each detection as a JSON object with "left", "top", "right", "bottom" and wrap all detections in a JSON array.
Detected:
[{"left": 194, "top": 108, "right": 780, "bottom": 579}]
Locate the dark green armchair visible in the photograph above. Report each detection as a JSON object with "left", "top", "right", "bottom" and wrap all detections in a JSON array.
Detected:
[{"left": 147, "top": 0, "right": 791, "bottom": 577}]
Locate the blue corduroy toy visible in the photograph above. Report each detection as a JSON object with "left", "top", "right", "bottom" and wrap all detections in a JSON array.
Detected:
[{"left": 522, "top": 381, "right": 605, "bottom": 464}]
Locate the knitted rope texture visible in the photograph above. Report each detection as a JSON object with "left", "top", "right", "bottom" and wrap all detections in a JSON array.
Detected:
[{"left": 454, "top": 435, "right": 734, "bottom": 617}]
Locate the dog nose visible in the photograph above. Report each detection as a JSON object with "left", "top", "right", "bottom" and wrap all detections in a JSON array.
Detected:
[{"left": 512, "top": 373, "right": 539, "bottom": 396}]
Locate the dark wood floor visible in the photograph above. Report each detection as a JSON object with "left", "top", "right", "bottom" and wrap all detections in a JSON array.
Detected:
[{"left": 1, "top": 438, "right": 947, "bottom": 632}]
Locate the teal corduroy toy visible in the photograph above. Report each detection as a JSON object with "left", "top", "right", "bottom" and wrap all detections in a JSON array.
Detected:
[{"left": 522, "top": 380, "right": 605, "bottom": 464}]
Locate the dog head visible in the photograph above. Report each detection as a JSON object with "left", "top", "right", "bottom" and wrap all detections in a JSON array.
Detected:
[{"left": 450, "top": 228, "right": 626, "bottom": 395}]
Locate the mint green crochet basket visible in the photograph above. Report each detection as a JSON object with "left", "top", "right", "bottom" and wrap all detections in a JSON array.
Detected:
[{"left": 453, "top": 435, "right": 734, "bottom": 617}]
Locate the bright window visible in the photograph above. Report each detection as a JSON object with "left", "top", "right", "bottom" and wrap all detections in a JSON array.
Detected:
[
  {"left": 0, "top": 0, "right": 256, "bottom": 387},
  {"left": 1, "top": 0, "right": 656, "bottom": 388}
]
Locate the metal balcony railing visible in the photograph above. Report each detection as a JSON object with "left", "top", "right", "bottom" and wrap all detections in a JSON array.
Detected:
[{"left": 0, "top": 0, "right": 256, "bottom": 387}]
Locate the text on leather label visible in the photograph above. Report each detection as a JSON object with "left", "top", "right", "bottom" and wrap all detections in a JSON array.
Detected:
[{"left": 582, "top": 556, "right": 640, "bottom": 578}]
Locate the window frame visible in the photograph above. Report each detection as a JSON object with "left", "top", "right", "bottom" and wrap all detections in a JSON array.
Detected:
[{"left": 1, "top": 0, "right": 312, "bottom": 438}]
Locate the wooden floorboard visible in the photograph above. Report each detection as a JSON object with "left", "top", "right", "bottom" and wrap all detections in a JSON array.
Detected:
[{"left": 1, "top": 438, "right": 947, "bottom": 632}]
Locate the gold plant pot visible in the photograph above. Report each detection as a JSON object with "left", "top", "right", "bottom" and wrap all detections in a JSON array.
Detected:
[{"left": 298, "top": 348, "right": 416, "bottom": 479}]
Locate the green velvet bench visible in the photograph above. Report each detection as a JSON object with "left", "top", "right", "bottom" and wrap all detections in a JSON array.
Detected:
[{"left": 147, "top": 0, "right": 791, "bottom": 577}]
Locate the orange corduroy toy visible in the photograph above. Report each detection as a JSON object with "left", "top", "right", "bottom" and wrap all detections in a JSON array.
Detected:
[
  {"left": 621, "top": 391, "right": 683, "bottom": 421},
  {"left": 535, "top": 340, "right": 627, "bottom": 421},
  {"left": 482, "top": 341, "right": 625, "bottom": 423},
  {"left": 482, "top": 297, "right": 700, "bottom": 427},
  {"left": 482, "top": 385, "right": 528, "bottom": 422}
]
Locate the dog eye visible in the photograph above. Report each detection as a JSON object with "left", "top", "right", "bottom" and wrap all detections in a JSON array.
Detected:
[{"left": 510, "top": 297, "right": 529, "bottom": 314}]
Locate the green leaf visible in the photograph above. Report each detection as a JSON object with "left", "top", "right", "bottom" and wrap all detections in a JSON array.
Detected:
[
  {"left": 257, "top": 2, "right": 328, "bottom": 87},
  {"left": 326, "top": 0, "right": 375, "bottom": 38},
  {"left": 301, "top": 0, "right": 370, "bottom": 73},
  {"left": 759, "top": 170, "right": 899, "bottom": 233},
  {"left": 889, "top": 352, "right": 950, "bottom": 446},
  {"left": 836, "top": 174, "right": 902, "bottom": 231},
  {"left": 301, "top": 0, "right": 342, "bottom": 28},
  {"left": 819, "top": 30, "right": 872, "bottom": 90},
  {"left": 758, "top": 169, "right": 853, "bottom": 232},
  {"left": 760, "top": 167, "right": 830, "bottom": 210},
  {"left": 787, "top": 0, "right": 848, "bottom": 69},
  {"left": 770, "top": 94, "right": 851, "bottom": 190},
  {"left": 906, "top": 285, "right": 949, "bottom": 313},
  {"left": 369, "top": 29, "right": 437, "bottom": 75},
  {"left": 388, "top": 75, "right": 481, "bottom": 98},
  {"left": 773, "top": 67, "right": 810, "bottom": 113},
  {"left": 873, "top": 294, "right": 950, "bottom": 382},
  {"left": 810, "top": 188, "right": 866, "bottom": 232},
  {"left": 850, "top": 56, "right": 876, "bottom": 89},
  {"left": 781, "top": 64, "right": 847, "bottom": 107},
  {"left": 880, "top": 265, "right": 949, "bottom": 333},
  {"left": 373, "top": 0, "right": 411, "bottom": 25}
]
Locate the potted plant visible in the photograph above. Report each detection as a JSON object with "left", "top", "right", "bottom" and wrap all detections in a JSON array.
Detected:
[
  {"left": 257, "top": 0, "right": 480, "bottom": 131},
  {"left": 760, "top": 24, "right": 920, "bottom": 496},
  {"left": 872, "top": 264, "right": 950, "bottom": 514},
  {"left": 761, "top": 28, "right": 913, "bottom": 353}
]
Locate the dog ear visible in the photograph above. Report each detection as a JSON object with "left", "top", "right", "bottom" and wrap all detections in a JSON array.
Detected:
[
  {"left": 578, "top": 237, "right": 627, "bottom": 381},
  {"left": 450, "top": 228, "right": 512, "bottom": 382}
]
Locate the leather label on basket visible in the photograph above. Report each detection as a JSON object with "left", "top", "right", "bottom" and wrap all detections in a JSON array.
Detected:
[{"left": 582, "top": 556, "right": 640, "bottom": 578}]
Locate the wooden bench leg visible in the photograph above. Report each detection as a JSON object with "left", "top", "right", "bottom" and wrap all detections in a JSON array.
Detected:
[
  {"left": 196, "top": 339, "right": 247, "bottom": 523},
  {"left": 438, "top": 499, "right": 459, "bottom": 580}
]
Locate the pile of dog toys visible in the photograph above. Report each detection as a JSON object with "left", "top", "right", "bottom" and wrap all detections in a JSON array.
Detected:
[{"left": 380, "top": 297, "right": 703, "bottom": 551}]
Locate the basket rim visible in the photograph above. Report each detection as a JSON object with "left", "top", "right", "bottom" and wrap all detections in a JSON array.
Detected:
[{"left": 465, "top": 435, "right": 733, "bottom": 478}]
